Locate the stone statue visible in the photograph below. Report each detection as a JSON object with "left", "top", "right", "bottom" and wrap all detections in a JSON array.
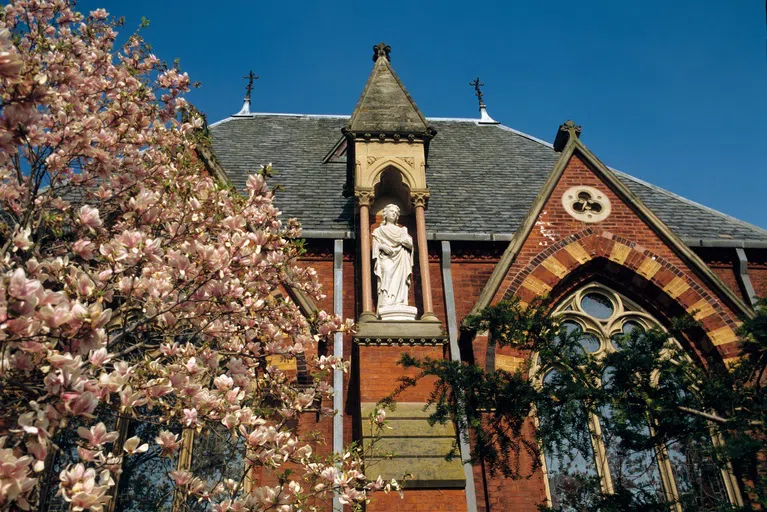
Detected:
[{"left": 372, "top": 204, "right": 414, "bottom": 316}]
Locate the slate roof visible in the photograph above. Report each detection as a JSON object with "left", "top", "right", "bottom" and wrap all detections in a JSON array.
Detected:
[{"left": 209, "top": 113, "right": 767, "bottom": 245}]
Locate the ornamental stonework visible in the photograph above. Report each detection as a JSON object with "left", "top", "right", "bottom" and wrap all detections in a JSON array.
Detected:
[{"left": 561, "top": 185, "right": 611, "bottom": 223}]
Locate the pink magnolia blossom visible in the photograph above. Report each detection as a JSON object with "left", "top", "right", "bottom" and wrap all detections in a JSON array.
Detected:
[
  {"left": 77, "top": 205, "right": 102, "bottom": 229},
  {"left": 122, "top": 436, "right": 148, "bottom": 455},
  {"left": 154, "top": 430, "right": 180, "bottom": 457},
  {"left": 77, "top": 423, "right": 119, "bottom": 448},
  {"left": 0, "top": 1, "right": 390, "bottom": 509},
  {"left": 0, "top": 28, "right": 23, "bottom": 79}
]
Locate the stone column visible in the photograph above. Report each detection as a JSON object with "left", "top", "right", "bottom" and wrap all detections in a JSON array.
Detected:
[
  {"left": 413, "top": 191, "right": 437, "bottom": 321},
  {"left": 356, "top": 190, "right": 376, "bottom": 322}
]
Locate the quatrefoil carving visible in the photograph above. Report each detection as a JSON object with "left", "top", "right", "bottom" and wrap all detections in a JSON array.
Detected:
[{"left": 562, "top": 186, "right": 611, "bottom": 223}]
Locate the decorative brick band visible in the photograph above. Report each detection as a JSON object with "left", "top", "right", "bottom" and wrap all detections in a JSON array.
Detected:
[
  {"left": 500, "top": 229, "right": 741, "bottom": 358},
  {"left": 354, "top": 337, "right": 447, "bottom": 346}
]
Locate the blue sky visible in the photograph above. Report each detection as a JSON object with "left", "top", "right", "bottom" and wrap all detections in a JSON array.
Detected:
[{"left": 82, "top": 0, "right": 767, "bottom": 229}]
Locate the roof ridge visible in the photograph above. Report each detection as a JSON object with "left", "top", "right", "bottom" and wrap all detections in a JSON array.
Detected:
[
  {"left": 494, "top": 124, "right": 555, "bottom": 149},
  {"left": 611, "top": 169, "right": 767, "bottom": 236}
]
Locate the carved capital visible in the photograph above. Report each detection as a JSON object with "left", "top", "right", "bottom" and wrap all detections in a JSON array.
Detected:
[
  {"left": 410, "top": 189, "right": 430, "bottom": 208},
  {"left": 355, "top": 189, "right": 374, "bottom": 207}
]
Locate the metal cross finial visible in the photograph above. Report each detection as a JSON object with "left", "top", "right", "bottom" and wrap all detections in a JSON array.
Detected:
[
  {"left": 470, "top": 77, "right": 485, "bottom": 108},
  {"left": 373, "top": 42, "right": 391, "bottom": 62},
  {"left": 243, "top": 70, "right": 259, "bottom": 100}
]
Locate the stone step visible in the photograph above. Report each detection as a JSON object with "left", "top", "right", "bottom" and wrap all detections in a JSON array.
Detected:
[
  {"left": 363, "top": 436, "right": 459, "bottom": 458},
  {"left": 361, "top": 402, "right": 439, "bottom": 418},
  {"left": 365, "top": 456, "right": 466, "bottom": 489},
  {"left": 363, "top": 418, "right": 457, "bottom": 438},
  {"left": 360, "top": 402, "right": 466, "bottom": 489}
]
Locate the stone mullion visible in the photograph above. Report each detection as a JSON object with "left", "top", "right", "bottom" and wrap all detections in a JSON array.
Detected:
[
  {"left": 171, "top": 428, "right": 195, "bottom": 512},
  {"left": 104, "top": 414, "right": 132, "bottom": 512},
  {"left": 710, "top": 427, "right": 745, "bottom": 507},
  {"left": 586, "top": 411, "right": 614, "bottom": 495},
  {"left": 530, "top": 404, "right": 556, "bottom": 508},
  {"left": 648, "top": 421, "right": 684, "bottom": 511}
]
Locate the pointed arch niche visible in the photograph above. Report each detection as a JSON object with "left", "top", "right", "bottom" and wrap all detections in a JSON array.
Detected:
[
  {"left": 355, "top": 163, "right": 437, "bottom": 323},
  {"left": 372, "top": 166, "right": 413, "bottom": 220},
  {"left": 370, "top": 167, "right": 417, "bottom": 312}
]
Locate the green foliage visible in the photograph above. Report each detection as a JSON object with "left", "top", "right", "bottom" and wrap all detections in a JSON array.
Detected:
[{"left": 394, "top": 296, "right": 767, "bottom": 511}]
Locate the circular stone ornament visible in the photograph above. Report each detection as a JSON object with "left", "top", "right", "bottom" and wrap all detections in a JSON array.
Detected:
[{"left": 561, "top": 185, "right": 611, "bottom": 223}]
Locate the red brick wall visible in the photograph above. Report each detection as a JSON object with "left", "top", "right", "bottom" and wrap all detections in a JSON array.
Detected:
[
  {"left": 358, "top": 345, "right": 443, "bottom": 403},
  {"left": 473, "top": 423, "right": 548, "bottom": 512},
  {"left": 287, "top": 156, "right": 765, "bottom": 512},
  {"left": 691, "top": 247, "right": 750, "bottom": 304},
  {"left": 465, "top": 151, "right": 753, "bottom": 510},
  {"left": 452, "top": 260, "right": 499, "bottom": 321},
  {"left": 367, "top": 489, "right": 467, "bottom": 511},
  {"left": 747, "top": 249, "right": 767, "bottom": 299},
  {"left": 711, "top": 265, "right": 742, "bottom": 299},
  {"left": 428, "top": 256, "right": 446, "bottom": 322}
]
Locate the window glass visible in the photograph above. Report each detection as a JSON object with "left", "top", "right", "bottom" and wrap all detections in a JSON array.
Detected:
[
  {"left": 185, "top": 424, "right": 246, "bottom": 511},
  {"left": 114, "top": 414, "right": 181, "bottom": 512},
  {"left": 580, "top": 293, "right": 614, "bottom": 320},
  {"left": 543, "top": 369, "right": 600, "bottom": 511},
  {"left": 611, "top": 321, "right": 643, "bottom": 351},
  {"left": 599, "top": 367, "right": 665, "bottom": 502},
  {"left": 666, "top": 438, "right": 730, "bottom": 511},
  {"left": 39, "top": 407, "right": 117, "bottom": 512},
  {"left": 554, "top": 322, "right": 600, "bottom": 354},
  {"left": 544, "top": 285, "right": 736, "bottom": 510},
  {"left": 578, "top": 333, "right": 600, "bottom": 354}
]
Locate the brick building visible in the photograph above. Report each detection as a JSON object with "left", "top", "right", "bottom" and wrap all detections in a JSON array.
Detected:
[{"left": 208, "top": 43, "right": 767, "bottom": 511}]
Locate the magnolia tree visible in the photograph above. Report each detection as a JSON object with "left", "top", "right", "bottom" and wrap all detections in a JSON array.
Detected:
[{"left": 0, "top": 1, "right": 396, "bottom": 510}]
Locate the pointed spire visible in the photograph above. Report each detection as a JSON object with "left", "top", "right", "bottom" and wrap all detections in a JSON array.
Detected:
[
  {"left": 347, "top": 43, "right": 433, "bottom": 137},
  {"left": 235, "top": 70, "right": 259, "bottom": 116},
  {"left": 470, "top": 77, "right": 498, "bottom": 124}
]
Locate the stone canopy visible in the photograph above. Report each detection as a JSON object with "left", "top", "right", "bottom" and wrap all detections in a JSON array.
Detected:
[{"left": 346, "top": 46, "right": 431, "bottom": 136}]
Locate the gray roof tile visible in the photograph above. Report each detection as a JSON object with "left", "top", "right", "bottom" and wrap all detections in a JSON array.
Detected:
[{"left": 209, "top": 114, "right": 767, "bottom": 243}]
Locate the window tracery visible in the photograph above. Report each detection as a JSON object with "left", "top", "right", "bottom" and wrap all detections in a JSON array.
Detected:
[{"left": 538, "top": 283, "right": 740, "bottom": 511}]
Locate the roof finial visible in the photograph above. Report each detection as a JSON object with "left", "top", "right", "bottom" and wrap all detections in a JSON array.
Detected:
[
  {"left": 470, "top": 76, "right": 498, "bottom": 124},
  {"left": 470, "top": 77, "right": 485, "bottom": 108},
  {"left": 236, "top": 70, "right": 259, "bottom": 116},
  {"left": 243, "top": 70, "right": 259, "bottom": 101},
  {"left": 373, "top": 42, "right": 391, "bottom": 62},
  {"left": 553, "top": 120, "right": 582, "bottom": 152}
]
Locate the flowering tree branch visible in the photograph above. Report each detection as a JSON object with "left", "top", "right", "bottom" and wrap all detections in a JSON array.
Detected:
[{"left": 0, "top": 2, "right": 398, "bottom": 510}]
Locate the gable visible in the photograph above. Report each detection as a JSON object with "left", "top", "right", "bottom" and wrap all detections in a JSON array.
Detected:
[{"left": 484, "top": 142, "right": 750, "bottom": 362}]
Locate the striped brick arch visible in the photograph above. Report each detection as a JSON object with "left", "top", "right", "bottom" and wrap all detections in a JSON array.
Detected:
[{"left": 496, "top": 228, "right": 742, "bottom": 363}]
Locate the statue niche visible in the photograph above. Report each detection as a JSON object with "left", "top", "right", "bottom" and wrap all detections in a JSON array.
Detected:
[{"left": 372, "top": 203, "right": 418, "bottom": 321}]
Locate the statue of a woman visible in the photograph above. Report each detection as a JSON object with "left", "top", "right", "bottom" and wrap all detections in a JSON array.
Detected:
[{"left": 372, "top": 204, "right": 413, "bottom": 311}]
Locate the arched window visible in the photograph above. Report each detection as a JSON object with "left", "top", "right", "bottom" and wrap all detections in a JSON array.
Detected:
[{"left": 539, "top": 283, "right": 742, "bottom": 511}]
